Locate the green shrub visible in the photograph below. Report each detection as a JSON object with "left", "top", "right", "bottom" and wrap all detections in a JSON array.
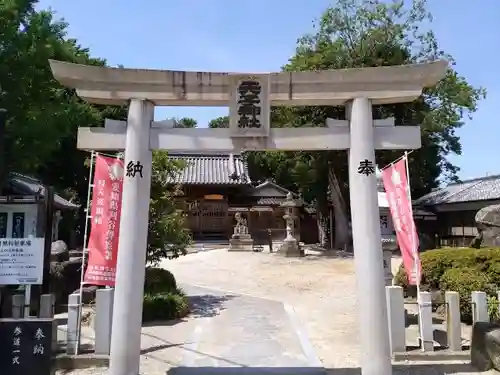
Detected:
[
  {"left": 394, "top": 247, "right": 500, "bottom": 321},
  {"left": 488, "top": 295, "right": 500, "bottom": 323},
  {"left": 439, "top": 267, "right": 494, "bottom": 322},
  {"left": 394, "top": 247, "right": 500, "bottom": 291},
  {"left": 142, "top": 291, "right": 189, "bottom": 322},
  {"left": 144, "top": 267, "right": 177, "bottom": 294}
]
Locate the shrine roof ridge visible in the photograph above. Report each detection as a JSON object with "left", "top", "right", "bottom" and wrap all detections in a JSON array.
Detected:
[{"left": 49, "top": 60, "right": 448, "bottom": 106}]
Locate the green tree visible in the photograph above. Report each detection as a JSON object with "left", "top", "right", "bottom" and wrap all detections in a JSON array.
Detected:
[
  {"left": 208, "top": 116, "right": 229, "bottom": 128},
  {"left": 0, "top": 1, "right": 193, "bottom": 261},
  {"left": 0, "top": 0, "right": 107, "bottom": 185},
  {"left": 174, "top": 117, "right": 197, "bottom": 128},
  {"left": 235, "top": 0, "right": 486, "bottom": 248},
  {"left": 147, "top": 152, "right": 192, "bottom": 265}
]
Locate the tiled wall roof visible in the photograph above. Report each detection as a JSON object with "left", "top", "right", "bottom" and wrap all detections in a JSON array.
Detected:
[
  {"left": 8, "top": 173, "right": 79, "bottom": 209},
  {"left": 414, "top": 174, "right": 500, "bottom": 206},
  {"left": 166, "top": 154, "right": 250, "bottom": 185}
]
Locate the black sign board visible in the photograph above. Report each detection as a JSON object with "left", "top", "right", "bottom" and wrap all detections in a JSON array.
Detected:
[{"left": 0, "top": 318, "right": 53, "bottom": 375}]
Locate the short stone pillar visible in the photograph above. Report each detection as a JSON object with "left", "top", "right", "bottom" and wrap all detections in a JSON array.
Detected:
[
  {"left": 381, "top": 234, "right": 398, "bottom": 286},
  {"left": 95, "top": 288, "right": 115, "bottom": 355},
  {"left": 278, "top": 192, "right": 303, "bottom": 257},
  {"left": 418, "top": 291, "right": 434, "bottom": 352},
  {"left": 472, "top": 291, "right": 489, "bottom": 323},
  {"left": 229, "top": 211, "right": 254, "bottom": 251},
  {"left": 445, "top": 291, "right": 462, "bottom": 351}
]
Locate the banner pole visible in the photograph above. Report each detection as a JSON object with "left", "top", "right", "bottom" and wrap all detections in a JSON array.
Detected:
[
  {"left": 380, "top": 149, "right": 415, "bottom": 171},
  {"left": 75, "top": 150, "right": 96, "bottom": 355},
  {"left": 403, "top": 151, "right": 424, "bottom": 350}
]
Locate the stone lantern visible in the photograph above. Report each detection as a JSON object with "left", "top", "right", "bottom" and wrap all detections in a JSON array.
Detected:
[{"left": 279, "top": 192, "right": 303, "bottom": 257}]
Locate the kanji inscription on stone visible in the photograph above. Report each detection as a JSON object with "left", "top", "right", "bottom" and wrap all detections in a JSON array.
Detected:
[
  {"left": 0, "top": 319, "right": 53, "bottom": 375},
  {"left": 229, "top": 74, "right": 270, "bottom": 138}
]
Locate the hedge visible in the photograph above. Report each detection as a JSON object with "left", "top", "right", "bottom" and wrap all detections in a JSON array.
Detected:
[
  {"left": 394, "top": 247, "right": 500, "bottom": 321},
  {"left": 143, "top": 290, "right": 189, "bottom": 322},
  {"left": 142, "top": 267, "right": 189, "bottom": 322},
  {"left": 144, "top": 267, "right": 177, "bottom": 294}
]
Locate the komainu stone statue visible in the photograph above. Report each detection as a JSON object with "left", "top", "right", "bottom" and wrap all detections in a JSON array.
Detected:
[
  {"left": 229, "top": 212, "right": 254, "bottom": 251},
  {"left": 471, "top": 204, "right": 500, "bottom": 248}
]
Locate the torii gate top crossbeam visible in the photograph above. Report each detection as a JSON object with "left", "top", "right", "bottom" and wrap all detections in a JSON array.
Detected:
[{"left": 48, "top": 60, "right": 447, "bottom": 106}]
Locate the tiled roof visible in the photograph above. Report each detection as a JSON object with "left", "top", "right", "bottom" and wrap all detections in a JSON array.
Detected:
[
  {"left": 166, "top": 154, "right": 250, "bottom": 185},
  {"left": 414, "top": 174, "right": 500, "bottom": 206},
  {"left": 8, "top": 173, "right": 79, "bottom": 209},
  {"left": 256, "top": 197, "right": 285, "bottom": 205}
]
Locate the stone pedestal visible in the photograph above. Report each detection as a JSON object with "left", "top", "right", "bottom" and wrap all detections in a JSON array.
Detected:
[
  {"left": 278, "top": 238, "right": 304, "bottom": 257},
  {"left": 382, "top": 250, "right": 393, "bottom": 286},
  {"left": 381, "top": 234, "right": 398, "bottom": 286},
  {"left": 229, "top": 234, "right": 254, "bottom": 251}
]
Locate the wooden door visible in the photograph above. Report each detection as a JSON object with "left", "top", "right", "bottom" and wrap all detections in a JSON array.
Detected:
[{"left": 199, "top": 200, "right": 228, "bottom": 235}]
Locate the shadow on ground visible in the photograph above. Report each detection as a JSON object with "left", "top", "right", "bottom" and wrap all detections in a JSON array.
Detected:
[
  {"left": 167, "top": 363, "right": 483, "bottom": 374},
  {"left": 187, "top": 293, "right": 236, "bottom": 318},
  {"left": 303, "top": 249, "right": 354, "bottom": 260}
]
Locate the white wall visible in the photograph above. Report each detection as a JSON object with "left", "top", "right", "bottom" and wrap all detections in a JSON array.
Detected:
[{"left": 0, "top": 204, "right": 38, "bottom": 237}]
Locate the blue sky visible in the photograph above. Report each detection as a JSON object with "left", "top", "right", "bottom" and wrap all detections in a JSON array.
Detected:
[{"left": 36, "top": 0, "right": 499, "bottom": 180}]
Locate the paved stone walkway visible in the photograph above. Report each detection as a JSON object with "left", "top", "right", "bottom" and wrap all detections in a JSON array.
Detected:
[{"left": 172, "top": 284, "right": 323, "bottom": 373}]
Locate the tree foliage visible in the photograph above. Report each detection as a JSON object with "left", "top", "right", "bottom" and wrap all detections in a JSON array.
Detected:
[
  {"left": 147, "top": 152, "right": 192, "bottom": 265},
  {"left": 173, "top": 117, "right": 197, "bottom": 128},
  {"left": 209, "top": 0, "right": 485, "bottom": 248},
  {"left": 0, "top": 1, "right": 192, "bottom": 262},
  {"left": 208, "top": 116, "right": 229, "bottom": 128},
  {"left": 284, "top": 0, "right": 485, "bottom": 196},
  {"left": 237, "top": 0, "right": 485, "bottom": 199}
]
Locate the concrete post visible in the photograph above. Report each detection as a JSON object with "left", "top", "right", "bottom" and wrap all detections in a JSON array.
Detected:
[
  {"left": 11, "top": 294, "right": 24, "bottom": 318},
  {"left": 67, "top": 293, "right": 80, "bottom": 355},
  {"left": 348, "top": 97, "right": 391, "bottom": 375},
  {"left": 109, "top": 99, "right": 154, "bottom": 375},
  {"left": 386, "top": 286, "right": 406, "bottom": 353},
  {"left": 444, "top": 291, "right": 462, "bottom": 351},
  {"left": 40, "top": 294, "right": 57, "bottom": 352},
  {"left": 418, "top": 291, "right": 434, "bottom": 351},
  {"left": 39, "top": 294, "right": 55, "bottom": 318},
  {"left": 95, "top": 288, "right": 114, "bottom": 355},
  {"left": 471, "top": 291, "right": 489, "bottom": 323}
]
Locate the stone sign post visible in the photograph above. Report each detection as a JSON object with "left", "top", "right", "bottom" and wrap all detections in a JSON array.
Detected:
[{"left": 49, "top": 59, "right": 447, "bottom": 375}]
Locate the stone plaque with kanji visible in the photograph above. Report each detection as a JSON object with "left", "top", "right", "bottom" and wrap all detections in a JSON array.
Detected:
[
  {"left": 229, "top": 74, "right": 270, "bottom": 138},
  {"left": 0, "top": 318, "right": 53, "bottom": 375}
]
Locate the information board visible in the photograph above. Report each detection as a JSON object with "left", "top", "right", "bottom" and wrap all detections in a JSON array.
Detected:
[
  {"left": 0, "top": 319, "right": 53, "bottom": 375},
  {"left": 0, "top": 237, "right": 44, "bottom": 284}
]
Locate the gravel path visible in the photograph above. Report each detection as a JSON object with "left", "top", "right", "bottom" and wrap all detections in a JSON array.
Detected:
[{"left": 162, "top": 249, "right": 360, "bottom": 369}]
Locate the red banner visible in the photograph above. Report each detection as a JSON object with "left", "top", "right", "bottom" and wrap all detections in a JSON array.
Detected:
[
  {"left": 84, "top": 155, "right": 124, "bottom": 286},
  {"left": 381, "top": 159, "right": 421, "bottom": 285}
]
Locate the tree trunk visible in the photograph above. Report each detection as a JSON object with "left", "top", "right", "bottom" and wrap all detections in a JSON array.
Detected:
[
  {"left": 316, "top": 202, "right": 329, "bottom": 248},
  {"left": 328, "top": 167, "right": 350, "bottom": 250}
]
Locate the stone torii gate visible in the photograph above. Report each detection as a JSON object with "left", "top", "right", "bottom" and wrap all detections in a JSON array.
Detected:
[{"left": 49, "top": 60, "right": 446, "bottom": 375}]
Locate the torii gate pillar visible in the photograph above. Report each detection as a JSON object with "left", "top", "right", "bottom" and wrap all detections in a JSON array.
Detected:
[
  {"left": 109, "top": 99, "right": 154, "bottom": 375},
  {"left": 48, "top": 59, "right": 447, "bottom": 375},
  {"left": 348, "top": 97, "right": 391, "bottom": 375}
]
